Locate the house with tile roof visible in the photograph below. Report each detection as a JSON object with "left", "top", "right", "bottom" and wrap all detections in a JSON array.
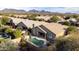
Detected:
[{"left": 9, "top": 18, "right": 68, "bottom": 42}]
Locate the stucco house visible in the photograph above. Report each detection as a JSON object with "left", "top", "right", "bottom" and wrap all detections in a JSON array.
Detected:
[
  {"left": 9, "top": 18, "right": 68, "bottom": 42},
  {"left": 67, "top": 18, "right": 77, "bottom": 26},
  {"left": 31, "top": 23, "right": 68, "bottom": 40},
  {"left": 16, "top": 22, "right": 27, "bottom": 30},
  {"left": 31, "top": 25, "right": 56, "bottom": 42}
]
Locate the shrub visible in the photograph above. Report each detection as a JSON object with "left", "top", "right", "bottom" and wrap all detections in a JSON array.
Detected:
[
  {"left": 47, "top": 43, "right": 56, "bottom": 51},
  {"left": 50, "top": 16, "right": 60, "bottom": 22},
  {"left": 63, "top": 21, "right": 70, "bottom": 26},
  {"left": 5, "top": 28, "right": 13, "bottom": 33},
  {"left": 56, "top": 36, "right": 79, "bottom": 51},
  {"left": 37, "top": 18, "right": 44, "bottom": 21},
  {"left": 19, "top": 38, "right": 27, "bottom": 51},
  {"left": 65, "top": 14, "right": 78, "bottom": 19},
  {"left": 26, "top": 14, "right": 37, "bottom": 21},
  {"left": 1, "top": 16, "right": 9, "bottom": 25},
  {"left": 0, "top": 39, "right": 18, "bottom": 51},
  {"left": 13, "top": 29, "right": 22, "bottom": 38},
  {"left": 66, "top": 26, "right": 77, "bottom": 34},
  {"left": 71, "top": 14, "right": 78, "bottom": 18}
]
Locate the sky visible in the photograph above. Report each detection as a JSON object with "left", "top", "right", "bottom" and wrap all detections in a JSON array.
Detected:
[
  {"left": 0, "top": 0, "right": 79, "bottom": 13},
  {"left": 22, "top": 7, "right": 79, "bottom": 13}
]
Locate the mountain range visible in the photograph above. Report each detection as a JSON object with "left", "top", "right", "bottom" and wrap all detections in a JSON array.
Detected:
[
  {"left": 0, "top": 8, "right": 26, "bottom": 14},
  {"left": 0, "top": 8, "right": 79, "bottom": 14}
]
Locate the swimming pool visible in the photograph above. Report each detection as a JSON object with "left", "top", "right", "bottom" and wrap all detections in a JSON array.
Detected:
[{"left": 29, "top": 36, "right": 47, "bottom": 47}]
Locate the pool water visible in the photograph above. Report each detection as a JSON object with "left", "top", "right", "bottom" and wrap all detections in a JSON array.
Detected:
[
  {"left": 29, "top": 36, "right": 46, "bottom": 47},
  {"left": 31, "top": 38, "right": 44, "bottom": 47}
]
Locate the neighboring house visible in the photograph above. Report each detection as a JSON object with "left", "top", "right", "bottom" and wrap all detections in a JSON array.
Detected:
[
  {"left": 8, "top": 19, "right": 16, "bottom": 28},
  {"left": 76, "top": 22, "right": 79, "bottom": 27},
  {"left": 16, "top": 22, "right": 27, "bottom": 30},
  {"left": 68, "top": 18, "right": 77, "bottom": 22},
  {"left": 68, "top": 18, "right": 77, "bottom": 26},
  {"left": 58, "top": 18, "right": 77, "bottom": 26}
]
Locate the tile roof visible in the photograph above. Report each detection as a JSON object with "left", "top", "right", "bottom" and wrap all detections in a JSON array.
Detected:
[{"left": 11, "top": 17, "right": 68, "bottom": 37}]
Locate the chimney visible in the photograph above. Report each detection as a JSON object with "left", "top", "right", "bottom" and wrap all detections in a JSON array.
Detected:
[{"left": 33, "top": 24, "right": 35, "bottom": 28}]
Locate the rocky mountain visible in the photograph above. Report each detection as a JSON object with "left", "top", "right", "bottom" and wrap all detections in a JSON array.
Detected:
[
  {"left": 28, "top": 9, "right": 51, "bottom": 13},
  {"left": 0, "top": 8, "right": 26, "bottom": 14},
  {"left": 0, "top": 8, "right": 79, "bottom": 15}
]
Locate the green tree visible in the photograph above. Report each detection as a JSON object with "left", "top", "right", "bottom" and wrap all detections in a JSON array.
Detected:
[
  {"left": 1, "top": 16, "right": 9, "bottom": 25},
  {"left": 50, "top": 16, "right": 60, "bottom": 22}
]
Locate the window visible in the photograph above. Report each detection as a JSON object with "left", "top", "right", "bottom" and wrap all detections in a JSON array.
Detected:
[{"left": 47, "top": 32, "right": 53, "bottom": 39}]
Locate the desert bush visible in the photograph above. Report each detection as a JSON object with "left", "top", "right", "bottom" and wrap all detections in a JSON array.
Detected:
[
  {"left": 66, "top": 26, "right": 77, "bottom": 34},
  {"left": 50, "top": 16, "right": 60, "bottom": 22},
  {"left": 5, "top": 28, "right": 13, "bottom": 33},
  {"left": 63, "top": 21, "right": 70, "bottom": 26},
  {"left": 13, "top": 29, "right": 22, "bottom": 38},
  {"left": 1, "top": 16, "right": 9, "bottom": 25},
  {"left": 56, "top": 33, "right": 79, "bottom": 51},
  {"left": 0, "top": 39, "right": 18, "bottom": 51}
]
